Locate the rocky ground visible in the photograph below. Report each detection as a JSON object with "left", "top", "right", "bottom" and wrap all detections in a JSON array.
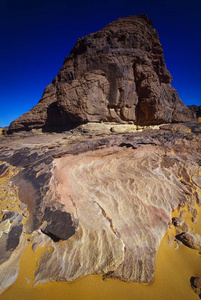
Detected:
[{"left": 0, "top": 122, "right": 201, "bottom": 297}]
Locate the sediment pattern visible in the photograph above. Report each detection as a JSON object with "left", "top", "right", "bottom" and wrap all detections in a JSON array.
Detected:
[
  {"left": 35, "top": 145, "right": 188, "bottom": 284},
  {"left": 0, "top": 165, "right": 27, "bottom": 295},
  {"left": 0, "top": 122, "right": 200, "bottom": 293}
]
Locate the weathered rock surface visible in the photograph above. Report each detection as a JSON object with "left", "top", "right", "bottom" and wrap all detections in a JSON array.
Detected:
[
  {"left": 172, "top": 217, "right": 184, "bottom": 227},
  {"left": 0, "top": 163, "right": 9, "bottom": 178},
  {"left": 176, "top": 232, "right": 201, "bottom": 249},
  {"left": 9, "top": 15, "right": 194, "bottom": 133},
  {"left": 191, "top": 277, "right": 201, "bottom": 289},
  {"left": 34, "top": 146, "right": 185, "bottom": 284},
  {"left": 0, "top": 122, "right": 200, "bottom": 293},
  {"left": 0, "top": 211, "right": 27, "bottom": 295},
  {"left": 188, "top": 105, "right": 201, "bottom": 122},
  {"left": 192, "top": 174, "right": 201, "bottom": 188},
  {"left": 190, "top": 276, "right": 201, "bottom": 298}
]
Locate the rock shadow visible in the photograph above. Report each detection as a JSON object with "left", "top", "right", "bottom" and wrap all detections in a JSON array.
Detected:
[{"left": 43, "top": 102, "right": 82, "bottom": 133}]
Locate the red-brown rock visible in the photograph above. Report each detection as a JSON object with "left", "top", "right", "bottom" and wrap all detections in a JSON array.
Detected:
[
  {"left": 191, "top": 276, "right": 201, "bottom": 289},
  {"left": 176, "top": 232, "right": 201, "bottom": 249},
  {"left": 9, "top": 14, "right": 194, "bottom": 132}
]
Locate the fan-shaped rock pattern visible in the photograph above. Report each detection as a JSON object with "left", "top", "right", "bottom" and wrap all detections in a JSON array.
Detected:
[
  {"left": 9, "top": 15, "right": 194, "bottom": 133},
  {"left": 34, "top": 145, "right": 188, "bottom": 284}
]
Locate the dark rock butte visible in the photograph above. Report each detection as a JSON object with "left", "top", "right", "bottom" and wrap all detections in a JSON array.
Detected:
[{"left": 9, "top": 14, "right": 194, "bottom": 133}]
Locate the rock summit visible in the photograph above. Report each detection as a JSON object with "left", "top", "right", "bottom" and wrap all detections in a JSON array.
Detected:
[{"left": 9, "top": 14, "right": 194, "bottom": 132}]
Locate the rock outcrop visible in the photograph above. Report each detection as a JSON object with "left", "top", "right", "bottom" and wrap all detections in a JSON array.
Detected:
[
  {"left": 34, "top": 145, "right": 187, "bottom": 284},
  {"left": 0, "top": 122, "right": 201, "bottom": 293},
  {"left": 9, "top": 15, "right": 194, "bottom": 133},
  {"left": 0, "top": 211, "right": 27, "bottom": 294},
  {"left": 191, "top": 277, "right": 201, "bottom": 289},
  {"left": 176, "top": 232, "right": 201, "bottom": 249},
  {"left": 188, "top": 105, "right": 201, "bottom": 122}
]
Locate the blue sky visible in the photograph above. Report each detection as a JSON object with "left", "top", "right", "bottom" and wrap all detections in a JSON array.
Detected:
[{"left": 0, "top": 0, "right": 201, "bottom": 127}]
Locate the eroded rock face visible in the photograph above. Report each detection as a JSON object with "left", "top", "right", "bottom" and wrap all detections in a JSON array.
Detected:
[
  {"left": 0, "top": 212, "right": 27, "bottom": 294},
  {"left": 176, "top": 232, "right": 201, "bottom": 249},
  {"left": 0, "top": 163, "right": 9, "bottom": 178},
  {"left": 188, "top": 105, "right": 201, "bottom": 121},
  {"left": 34, "top": 145, "right": 187, "bottom": 284},
  {"left": 9, "top": 15, "right": 194, "bottom": 133}
]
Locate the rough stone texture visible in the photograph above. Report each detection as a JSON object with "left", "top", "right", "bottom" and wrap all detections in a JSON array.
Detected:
[
  {"left": 0, "top": 220, "right": 11, "bottom": 238},
  {"left": 0, "top": 211, "right": 27, "bottom": 295},
  {"left": 176, "top": 232, "right": 201, "bottom": 249},
  {"left": 188, "top": 105, "right": 201, "bottom": 121},
  {"left": 0, "top": 163, "right": 9, "bottom": 178},
  {"left": 172, "top": 217, "right": 184, "bottom": 227},
  {"left": 34, "top": 145, "right": 187, "bottom": 284},
  {"left": 192, "top": 174, "right": 201, "bottom": 188},
  {"left": 40, "top": 208, "right": 78, "bottom": 241},
  {"left": 9, "top": 15, "right": 194, "bottom": 133},
  {"left": 191, "top": 277, "right": 201, "bottom": 289},
  {"left": 0, "top": 122, "right": 201, "bottom": 292}
]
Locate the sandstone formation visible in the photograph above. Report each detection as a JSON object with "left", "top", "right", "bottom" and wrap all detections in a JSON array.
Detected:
[
  {"left": 34, "top": 145, "right": 186, "bottom": 284},
  {"left": 176, "top": 232, "right": 201, "bottom": 249},
  {"left": 0, "top": 211, "right": 27, "bottom": 294},
  {"left": 9, "top": 15, "right": 194, "bottom": 133},
  {"left": 188, "top": 105, "right": 201, "bottom": 122},
  {"left": 0, "top": 122, "right": 201, "bottom": 294}
]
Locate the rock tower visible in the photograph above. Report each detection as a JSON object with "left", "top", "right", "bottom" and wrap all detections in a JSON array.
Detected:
[{"left": 9, "top": 14, "right": 194, "bottom": 132}]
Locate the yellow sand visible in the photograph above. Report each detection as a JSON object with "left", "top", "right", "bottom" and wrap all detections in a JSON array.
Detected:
[
  {"left": 0, "top": 164, "right": 22, "bottom": 220},
  {"left": 1, "top": 204, "right": 201, "bottom": 300}
]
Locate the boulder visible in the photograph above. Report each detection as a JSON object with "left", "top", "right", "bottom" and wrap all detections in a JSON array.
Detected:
[
  {"left": 9, "top": 15, "right": 194, "bottom": 133},
  {"left": 176, "top": 232, "right": 201, "bottom": 249},
  {"left": 172, "top": 217, "right": 184, "bottom": 227},
  {"left": 191, "top": 276, "right": 201, "bottom": 289}
]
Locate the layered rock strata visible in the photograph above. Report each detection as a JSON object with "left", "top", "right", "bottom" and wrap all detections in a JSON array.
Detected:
[
  {"left": 0, "top": 165, "right": 27, "bottom": 295},
  {"left": 9, "top": 15, "right": 194, "bottom": 133},
  {"left": 34, "top": 145, "right": 188, "bottom": 284},
  {"left": 0, "top": 122, "right": 201, "bottom": 293}
]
